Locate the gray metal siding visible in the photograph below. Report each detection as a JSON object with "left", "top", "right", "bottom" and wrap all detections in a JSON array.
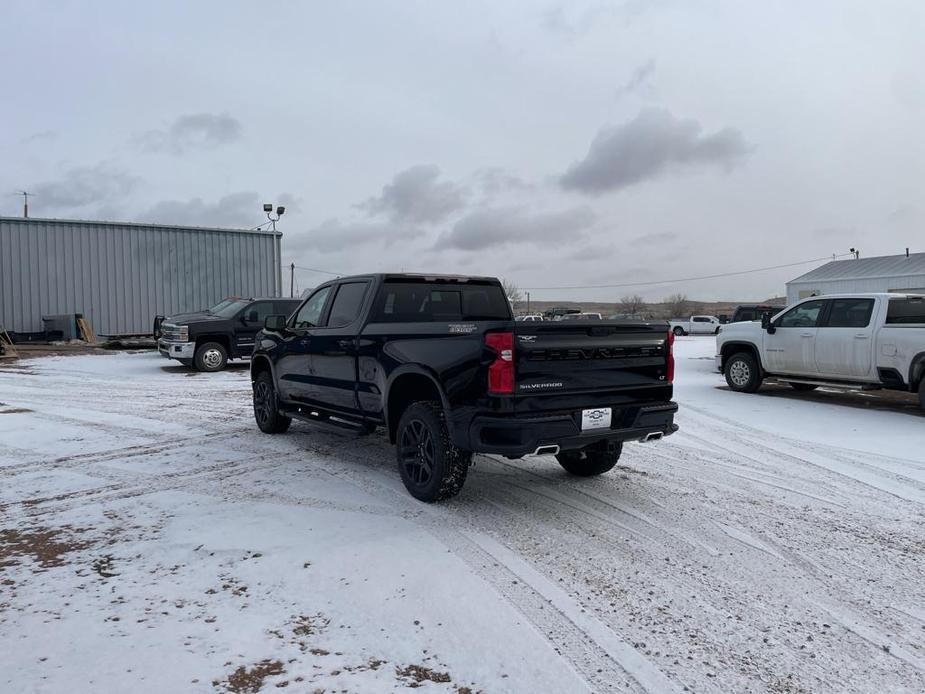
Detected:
[
  {"left": 786, "top": 274, "right": 925, "bottom": 304},
  {"left": 0, "top": 217, "right": 282, "bottom": 335}
]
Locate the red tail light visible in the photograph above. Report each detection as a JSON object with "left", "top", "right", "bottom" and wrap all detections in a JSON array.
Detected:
[
  {"left": 485, "top": 331, "right": 515, "bottom": 394},
  {"left": 666, "top": 329, "right": 675, "bottom": 383}
]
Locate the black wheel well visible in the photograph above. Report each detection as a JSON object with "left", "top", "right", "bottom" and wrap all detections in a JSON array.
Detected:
[
  {"left": 195, "top": 335, "right": 230, "bottom": 354},
  {"left": 911, "top": 354, "right": 925, "bottom": 391},
  {"left": 720, "top": 342, "right": 761, "bottom": 371},
  {"left": 387, "top": 373, "right": 442, "bottom": 443},
  {"left": 251, "top": 355, "right": 272, "bottom": 382}
]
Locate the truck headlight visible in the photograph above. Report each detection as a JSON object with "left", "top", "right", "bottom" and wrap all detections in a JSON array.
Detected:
[{"left": 178, "top": 326, "right": 189, "bottom": 341}]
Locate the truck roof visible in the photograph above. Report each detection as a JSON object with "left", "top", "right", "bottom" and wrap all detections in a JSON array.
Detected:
[
  {"left": 794, "top": 292, "right": 925, "bottom": 300},
  {"left": 320, "top": 273, "right": 501, "bottom": 284}
]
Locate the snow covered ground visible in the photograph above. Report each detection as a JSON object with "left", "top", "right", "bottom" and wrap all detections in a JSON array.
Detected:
[{"left": 1, "top": 339, "right": 923, "bottom": 693}]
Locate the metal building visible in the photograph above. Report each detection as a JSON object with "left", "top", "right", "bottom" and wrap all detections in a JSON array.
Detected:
[
  {"left": 786, "top": 252, "right": 925, "bottom": 304},
  {"left": 0, "top": 217, "right": 282, "bottom": 336}
]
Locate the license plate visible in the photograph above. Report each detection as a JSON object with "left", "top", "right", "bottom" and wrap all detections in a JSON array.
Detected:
[{"left": 581, "top": 407, "right": 612, "bottom": 431}]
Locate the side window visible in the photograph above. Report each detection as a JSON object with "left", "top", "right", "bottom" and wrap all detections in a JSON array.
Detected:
[
  {"left": 274, "top": 300, "right": 300, "bottom": 317},
  {"left": 778, "top": 300, "right": 825, "bottom": 328},
  {"left": 824, "top": 299, "right": 874, "bottom": 328},
  {"left": 739, "top": 310, "right": 755, "bottom": 321},
  {"left": 243, "top": 301, "right": 273, "bottom": 324},
  {"left": 293, "top": 287, "right": 331, "bottom": 329},
  {"left": 326, "top": 282, "right": 370, "bottom": 329}
]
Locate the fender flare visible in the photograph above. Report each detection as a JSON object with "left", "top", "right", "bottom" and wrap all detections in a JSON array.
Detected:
[
  {"left": 719, "top": 341, "right": 765, "bottom": 373},
  {"left": 383, "top": 365, "right": 451, "bottom": 440},
  {"left": 250, "top": 353, "right": 276, "bottom": 383},
  {"left": 909, "top": 351, "right": 925, "bottom": 390}
]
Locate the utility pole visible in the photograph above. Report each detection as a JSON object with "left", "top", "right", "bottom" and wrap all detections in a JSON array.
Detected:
[
  {"left": 16, "top": 191, "right": 30, "bottom": 218},
  {"left": 526, "top": 291, "right": 531, "bottom": 314},
  {"left": 290, "top": 263, "right": 295, "bottom": 298}
]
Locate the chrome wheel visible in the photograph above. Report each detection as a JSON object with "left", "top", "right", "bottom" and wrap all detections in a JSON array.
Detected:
[
  {"left": 399, "top": 419, "right": 435, "bottom": 487},
  {"left": 729, "top": 359, "right": 751, "bottom": 387},
  {"left": 202, "top": 348, "right": 223, "bottom": 370}
]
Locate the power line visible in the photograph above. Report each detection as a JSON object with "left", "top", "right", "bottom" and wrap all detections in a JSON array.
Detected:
[
  {"left": 292, "top": 265, "right": 344, "bottom": 277},
  {"left": 521, "top": 253, "right": 855, "bottom": 291}
]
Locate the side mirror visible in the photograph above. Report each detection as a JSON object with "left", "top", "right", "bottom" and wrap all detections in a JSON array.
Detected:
[
  {"left": 264, "top": 314, "right": 287, "bottom": 331},
  {"left": 761, "top": 312, "right": 775, "bottom": 334}
]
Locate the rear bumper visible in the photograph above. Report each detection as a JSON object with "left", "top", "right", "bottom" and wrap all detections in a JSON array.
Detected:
[{"left": 460, "top": 401, "right": 679, "bottom": 457}]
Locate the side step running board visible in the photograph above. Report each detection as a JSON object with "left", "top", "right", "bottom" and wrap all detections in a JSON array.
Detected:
[
  {"left": 282, "top": 408, "right": 376, "bottom": 436},
  {"left": 767, "top": 377, "right": 881, "bottom": 391}
]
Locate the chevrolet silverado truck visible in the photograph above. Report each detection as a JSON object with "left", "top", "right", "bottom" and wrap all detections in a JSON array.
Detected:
[
  {"left": 250, "top": 274, "right": 678, "bottom": 501},
  {"left": 668, "top": 315, "right": 721, "bottom": 336},
  {"left": 716, "top": 293, "right": 925, "bottom": 409},
  {"left": 158, "top": 297, "right": 301, "bottom": 371}
]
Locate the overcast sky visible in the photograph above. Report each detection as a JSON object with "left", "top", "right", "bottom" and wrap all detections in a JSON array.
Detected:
[{"left": 2, "top": 1, "right": 923, "bottom": 301}]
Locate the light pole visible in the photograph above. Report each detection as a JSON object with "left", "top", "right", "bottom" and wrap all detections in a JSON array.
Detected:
[
  {"left": 262, "top": 203, "right": 285, "bottom": 232},
  {"left": 526, "top": 291, "right": 531, "bottom": 315}
]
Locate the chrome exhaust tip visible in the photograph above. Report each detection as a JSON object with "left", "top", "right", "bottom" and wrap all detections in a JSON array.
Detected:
[
  {"left": 640, "top": 432, "right": 663, "bottom": 443},
  {"left": 532, "top": 444, "right": 560, "bottom": 456}
]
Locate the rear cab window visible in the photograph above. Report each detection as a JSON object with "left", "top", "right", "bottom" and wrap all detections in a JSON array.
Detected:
[
  {"left": 886, "top": 297, "right": 925, "bottom": 324},
  {"left": 372, "top": 281, "right": 511, "bottom": 323}
]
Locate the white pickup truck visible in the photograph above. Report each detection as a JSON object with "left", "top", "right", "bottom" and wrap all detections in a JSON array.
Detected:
[
  {"left": 669, "top": 315, "right": 722, "bottom": 336},
  {"left": 716, "top": 293, "right": 925, "bottom": 409}
]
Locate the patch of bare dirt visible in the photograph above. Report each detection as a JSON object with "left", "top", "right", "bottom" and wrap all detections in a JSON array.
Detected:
[
  {"left": 396, "top": 663, "right": 452, "bottom": 687},
  {"left": 214, "top": 659, "right": 285, "bottom": 693},
  {"left": 0, "top": 525, "right": 92, "bottom": 570}
]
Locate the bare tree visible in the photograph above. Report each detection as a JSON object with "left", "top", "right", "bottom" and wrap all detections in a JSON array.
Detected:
[
  {"left": 619, "top": 294, "right": 645, "bottom": 315},
  {"left": 663, "top": 293, "right": 690, "bottom": 318},
  {"left": 502, "top": 278, "right": 523, "bottom": 305}
]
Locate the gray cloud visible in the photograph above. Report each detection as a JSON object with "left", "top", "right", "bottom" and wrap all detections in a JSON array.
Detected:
[
  {"left": 32, "top": 162, "right": 139, "bottom": 209},
  {"left": 630, "top": 231, "right": 677, "bottom": 246},
  {"left": 142, "top": 191, "right": 263, "bottom": 228},
  {"left": 560, "top": 108, "right": 750, "bottom": 195},
  {"left": 615, "top": 59, "right": 656, "bottom": 100},
  {"left": 568, "top": 242, "right": 615, "bottom": 260},
  {"left": 288, "top": 218, "right": 424, "bottom": 254},
  {"left": 361, "top": 164, "right": 467, "bottom": 224},
  {"left": 438, "top": 205, "right": 596, "bottom": 251},
  {"left": 21, "top": 129, "right": 57, "bottom": 144},
  {"left": 138, "top": 113, "right": 242, "bottom": 155},
  {"left": 473, "top": 167, "right": 534, "bottom": 199}
]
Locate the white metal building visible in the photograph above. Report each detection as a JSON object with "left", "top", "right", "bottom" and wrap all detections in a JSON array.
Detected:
[{"left": 786, "top": 252, "right": 925, "bottom": 304}]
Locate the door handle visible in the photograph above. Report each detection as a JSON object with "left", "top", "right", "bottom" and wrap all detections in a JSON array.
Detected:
[
  {"left": 800, "top": 333, "right": 813, "bottom": 338},
  {"left": 337, "top": 339, "right": 353, "bottom": 350},
  {"left": 854, "top": 334, "right": 869, "bottom": 339}
]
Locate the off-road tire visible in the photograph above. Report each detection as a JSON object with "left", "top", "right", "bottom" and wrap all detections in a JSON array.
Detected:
[
  {"left": 789, "top": 382, "right": 818, "bottom": 392},
  {"left": 672, "top": 326, "right": 685, "bottom": 336},
  {"left": 396, "top": 401, "right": 471, "bottom": 502},
  {"left": 555, "top": 441, "right": 623, "bottom": 476},
  {"left": 252, "top": 371, "right": 291, "bottom": 434},
  {"left": 194, "top": 341, "right": 228, "bottom": 372},
  {"left": 724, "top": 352, "right": 762, "bottom": 393}
]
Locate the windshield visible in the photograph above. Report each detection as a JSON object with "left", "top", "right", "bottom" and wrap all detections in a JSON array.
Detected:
[
  {"left": 210, "top": 299, "right": 250, "bottom": 318},
  {"left": 206, "top": 298, "right": 238, "bottom": 314}
]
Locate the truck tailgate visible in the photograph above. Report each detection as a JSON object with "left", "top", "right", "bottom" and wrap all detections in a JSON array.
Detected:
[{"left": 513, "top": 321, "right": 670, "bottom": 398}]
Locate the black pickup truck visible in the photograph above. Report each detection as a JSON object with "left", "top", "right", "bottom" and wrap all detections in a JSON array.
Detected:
[
  {"left": 251, "top": 274, "right": 677, "bottom": 501},
  {"left": 157, "top": 297, "right": 302, "bottom": 371}
]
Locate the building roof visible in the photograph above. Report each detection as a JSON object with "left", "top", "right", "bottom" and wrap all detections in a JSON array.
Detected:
[
  {"left": 0, "top": 216, "right": 282, "bottom": 237},
  {"left": 788, "top": 252, "right": 925, "bottom": 284}
]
